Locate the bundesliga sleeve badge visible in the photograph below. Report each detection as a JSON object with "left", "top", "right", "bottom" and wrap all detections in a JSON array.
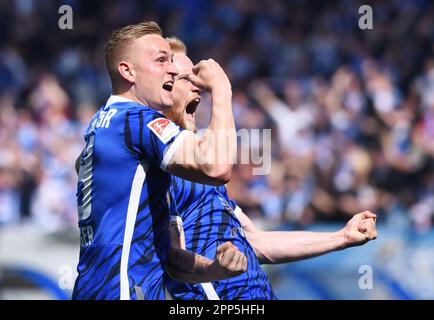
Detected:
[{"left": 147, "top": 118, "right": 180, "bottom": 144}]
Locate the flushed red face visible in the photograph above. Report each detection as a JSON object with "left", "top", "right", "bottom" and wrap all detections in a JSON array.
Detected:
[
  {"left": 124, "top": 34, "right": 178, "bottom": 111},
  {"left": 163, "top": 52, "right": 201, "bottom": 132}
]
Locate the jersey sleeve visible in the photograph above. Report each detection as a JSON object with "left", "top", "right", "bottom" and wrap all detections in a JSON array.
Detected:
[
  {"left": 124, "top": 108, "right": 188, "bottom": 171},
  {"left": 227, "top": 198, "right": 243, "bottom": 218}
]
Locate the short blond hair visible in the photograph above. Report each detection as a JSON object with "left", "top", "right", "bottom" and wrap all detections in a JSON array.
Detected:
[
  {"left": 104, "top": 21, "right": 162, "bottom": 91},
  {"left": 166, "top": 36, "right": 187, "bottom": 54}
]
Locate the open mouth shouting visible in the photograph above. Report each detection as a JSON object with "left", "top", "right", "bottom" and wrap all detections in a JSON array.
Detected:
[
  {"left": 162, "top": 80, "right": 174, "bottom": 92},
  {"left": 185, "top": 97, "right": 201, "bottom": 119}
]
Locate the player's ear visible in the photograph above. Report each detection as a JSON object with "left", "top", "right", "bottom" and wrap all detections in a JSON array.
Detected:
[{"left": 118, "top": 61, "right": 136, "bottom": 83}]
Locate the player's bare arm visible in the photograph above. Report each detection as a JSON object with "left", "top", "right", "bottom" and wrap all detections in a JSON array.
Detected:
[
  {"left": 166, "top": 243, "right": 247, "bottom": 284},
  {"left": 237, "top": 209, "right": 378, "bottom": 264},
  {"left": 166, "top": 217, "right": 247, "bottom": 283},
  {"left": 165, "top": 59, "right": 237, "bottom": 186}
]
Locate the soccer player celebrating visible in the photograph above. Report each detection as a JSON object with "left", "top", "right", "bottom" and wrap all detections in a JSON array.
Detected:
[
  {"left": 163, "top": 37, "right": 378, "bottom": 300},
  {"left": 73, "top": 21, "right": 242, "bottom": 300}
]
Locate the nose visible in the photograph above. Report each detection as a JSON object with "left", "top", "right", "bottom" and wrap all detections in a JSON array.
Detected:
[
  {"left": 168, "top": 62, "right": 178, "bottom": 77},
  {"left": 191, "top": 83, "right": 201, "bottom": 94}
]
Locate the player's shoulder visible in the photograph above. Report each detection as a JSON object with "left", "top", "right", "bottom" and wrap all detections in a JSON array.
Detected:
[
  {"left": 122, "top": 103, "right": 168, "bottom": 122},
  {"left": 104, "top": 96, "right": 162, "bottom": 118},
  {"left": 127, "top": 107, "right": 179, "bottom": 141},
  {"left": 170, "top": 174, "right": 185, "bottom": 187},
  {"left": 170, "top": 175, "right": 193, "bottom": 197}
]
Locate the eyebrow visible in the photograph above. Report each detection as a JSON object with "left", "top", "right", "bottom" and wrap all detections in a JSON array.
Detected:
[
  {"left": 176, "top": 73, "right": 191, "bottom": 79},
  {"left": 156, "top": 50, "right": 175, "bottom": 58}
]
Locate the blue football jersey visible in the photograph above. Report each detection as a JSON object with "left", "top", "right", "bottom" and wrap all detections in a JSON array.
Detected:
[
  {"left": 165, "top": 177, "right": 277, "bottom": 300},
  {"left": 72, "top": 95, "right": 187, "bottom": 300}
]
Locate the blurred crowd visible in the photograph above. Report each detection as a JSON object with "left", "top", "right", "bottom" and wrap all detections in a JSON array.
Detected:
[{"left": 1, "top": 0, "right": 434, "bottom": 233}]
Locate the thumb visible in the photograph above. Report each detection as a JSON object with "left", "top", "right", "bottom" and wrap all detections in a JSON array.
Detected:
[
  {"left": 192, "top": 62, "right": 203, "bottom": 74},
  {"left": 360, "top": 211, "right": 377, "bottom": 220},
  {"left": 216, "top": 242, "right": 234, "bottom": 257},
  {"left": 358, "top": 222, "right": 368, "bottom": 233},
  {"left": 187, "top": 73, "right": 202, "bottom": 86}
]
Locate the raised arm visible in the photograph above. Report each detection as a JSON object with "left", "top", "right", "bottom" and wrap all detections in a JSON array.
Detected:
[
  {"left": 237, "top": 209, "right": 378, "bottom": 264},
  {"left": 165, "top": 59, "right": 236, "bottom": 186}
]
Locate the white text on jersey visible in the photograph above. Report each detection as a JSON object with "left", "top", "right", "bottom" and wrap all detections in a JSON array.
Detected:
[{"left": 96, "top": 108, "right": 117, "bottom": 128}]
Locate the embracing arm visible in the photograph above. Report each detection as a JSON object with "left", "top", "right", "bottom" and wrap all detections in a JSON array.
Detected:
[
  {"left": 166, "top": 242, "right": 247, "bottom": 284},
  {"left": 166, "top": 216, "right": 247, "bottom": 283},
  {"left": 237, "top": 209, "right": 378, "bottom": 264}
]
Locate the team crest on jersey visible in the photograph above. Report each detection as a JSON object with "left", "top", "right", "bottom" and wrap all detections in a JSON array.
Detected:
[
  {"left": 147, "top": 118, "right": 180, "bottom": 144},
  {"left": 217, "top": 193, "right": 234, "bottom": 215}
]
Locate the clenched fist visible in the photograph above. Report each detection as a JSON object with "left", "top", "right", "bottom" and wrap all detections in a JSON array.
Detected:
[
  {"left": 210, "top": 242, "right": 247, "bottom": 280},
  {"left": 342, "top": 211, "right": 378, "bottom": 247},
  {"left": 188, "top": 59, "right": 231, "bottom": 93}
]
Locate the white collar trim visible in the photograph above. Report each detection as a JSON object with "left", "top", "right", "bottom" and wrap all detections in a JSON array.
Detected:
[{"left": 106, "top": 95, "right": 136, "bottom": 107}]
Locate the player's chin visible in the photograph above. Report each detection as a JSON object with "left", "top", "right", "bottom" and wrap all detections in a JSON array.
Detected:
[
  {"left": 160, "top": 95, "right": 174, "bottom": 110},
  {"left": 185, "top": 119, "right": 196, "bottom": 132}
]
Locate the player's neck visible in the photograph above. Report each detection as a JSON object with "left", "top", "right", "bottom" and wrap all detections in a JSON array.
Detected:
[{"left": 115, "top": 91, "right": 146, "bottom": 106}]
